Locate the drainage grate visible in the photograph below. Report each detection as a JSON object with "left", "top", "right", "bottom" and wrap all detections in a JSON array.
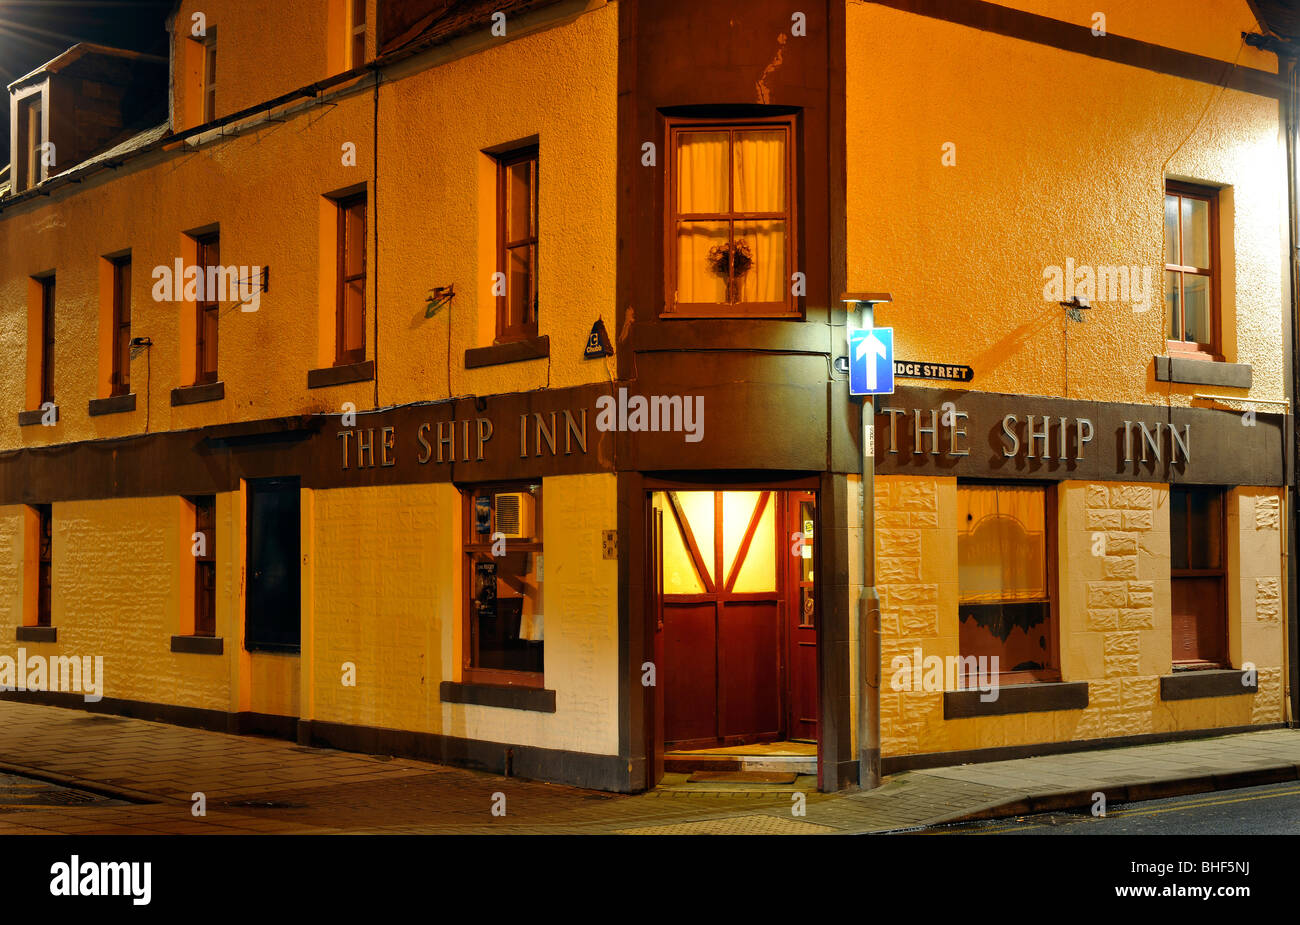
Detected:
[{"left": 616, "top": 814, "right": 838, "bottom": 835}]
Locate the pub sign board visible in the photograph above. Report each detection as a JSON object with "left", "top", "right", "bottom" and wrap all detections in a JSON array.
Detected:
[{"left": 872, "top": 387, "right": 1287, "bottom": 487}]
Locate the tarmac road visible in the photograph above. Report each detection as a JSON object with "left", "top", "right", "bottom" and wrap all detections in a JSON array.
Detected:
[{"left": 930, "top": 781, "right": 1300, "bottom": 835}]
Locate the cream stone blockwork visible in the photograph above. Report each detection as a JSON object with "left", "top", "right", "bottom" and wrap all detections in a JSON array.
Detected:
[
  {"left": 873, "top": 479, "right": 1285, "bottom": 760},
  {"left": 874, "top": 475, "right": 957, "bottom": 756}
]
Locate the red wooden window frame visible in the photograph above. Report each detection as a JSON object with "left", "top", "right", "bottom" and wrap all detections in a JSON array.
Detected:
[
  {"left": 111, "top": 256, "right": 132, "bottom": 396},
  {"left": 336, "top": 193, "right": 367, "bottom": 365},
  {"left": 1169, "top": 486, "right": 1228, "bottom": 669},
  {"left": 203, "top": 36, "right": 217, "bottom": 123},
  {"left": 16, "top": 93, "right": 43, "bottom": 192},
  {"left": 956, "top": 482, "right": 1061, "bottom": 685},
  {"left": 1165, "top": 181, "right": 1220, "bottom": 360},
  {"left": 461, "top": 482, "right": 544, "bottom": 688},
  {"left": 495, "top": 146, "right": 539, "bottom": 343},
  {"left": 664, "top": 115, "right": 799, "bottom": 318},
  {"left": 35, "top": 504, "right": 52, "bottom": 628},
  {"left": 39, "top": 276, "right": 55, "bottom": 405},
  {"left": 195, "top": 232, "right": 220, "bottom": 384},
  {"left": 191, "top": 495, "right": 217, "bottom": 637},
  {"left": 350, "top": 0, "right": 366, "bottom": 66}
]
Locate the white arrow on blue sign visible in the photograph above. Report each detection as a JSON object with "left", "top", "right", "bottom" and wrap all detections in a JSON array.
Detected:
[{"left": 848, "top": 327, "right": 894, "bottom": 396}]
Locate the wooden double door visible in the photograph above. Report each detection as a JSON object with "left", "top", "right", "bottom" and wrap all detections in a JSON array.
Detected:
[{"left": 652, "top": 489, "right": 817, "bottom": 751}]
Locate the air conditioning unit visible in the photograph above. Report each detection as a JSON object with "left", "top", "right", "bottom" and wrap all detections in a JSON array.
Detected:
[{"left": 495, "top": 492, "right": 535, "bottom": 540}]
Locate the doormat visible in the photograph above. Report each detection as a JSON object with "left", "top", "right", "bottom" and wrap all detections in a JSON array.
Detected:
[{"left": 686, "top": 771, "right": 799, "bottom": 784}]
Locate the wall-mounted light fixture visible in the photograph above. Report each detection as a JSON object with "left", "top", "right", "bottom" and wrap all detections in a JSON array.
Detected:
[{"left": 1060, "top": 295, "right": 1090, "bottom": 322}]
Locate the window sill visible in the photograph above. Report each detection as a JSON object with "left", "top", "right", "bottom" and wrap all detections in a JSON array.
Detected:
[
  {"left": 465, "top": 335, "right": 549, "bottom": 369},
  {"left": 170, "top": 635, "right": 224, "bottom": 655},
  {"left": 440, "top": 681, "right": 556, "bottom": 713},
  {"left": 307, "top": 360, "right": 374, "bottom": 389},
  {"left": 171, "top": 381, "right": 225, "bottom": 406},
  {"left": 17, "top": 406, "right": 57, "bottom": 427},
  {"left": 943, "top": 680, "right": 1088, "bottom": 719},
  {"left": 88, "top": 393, "right": 136, "bottom": 416},
  {"left": 661, "top": 308, "right": 802, "bottom": 320},
  {"left": 1154, "top": 355, "right": 1251, "bottom": 389},
  {"left": 1159, "top": 669, "right": 1256, "bottom": 701},
  {"left": 16, "top": 626, "right": 56, "bottom": 643}
]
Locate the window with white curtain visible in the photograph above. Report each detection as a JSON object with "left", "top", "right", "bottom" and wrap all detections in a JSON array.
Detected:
[
  {"left": 667, "top": 118, "right": 796, "bottom": 316},
  {"left": 957, "top": 483, "right": 1058, "bottom": 683}
]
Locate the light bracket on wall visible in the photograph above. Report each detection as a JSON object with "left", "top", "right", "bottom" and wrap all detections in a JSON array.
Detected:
[
  {"left": 1060, "top": 295, "right": 1091, "bottom": 323},
  {"left": 426, "top": 284, "right": 455, "bottom": 317}
]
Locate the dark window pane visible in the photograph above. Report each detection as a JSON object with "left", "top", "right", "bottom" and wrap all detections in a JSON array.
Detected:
[
  {"left": 1170, "top": 489, "right": 1189, "bottom": 570},
  {"left": 1187, "top": 489, "right": 1222, "bottom": 569}
]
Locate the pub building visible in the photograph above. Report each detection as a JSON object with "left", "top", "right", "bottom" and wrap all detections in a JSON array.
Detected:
[{"left": 0, "top": 0, "right": 1295, "bottom": 794}]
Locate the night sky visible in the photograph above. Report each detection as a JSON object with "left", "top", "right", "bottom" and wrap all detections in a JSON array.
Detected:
[{"left": 0, "top": 0, "right": 174, "bottom": 163}]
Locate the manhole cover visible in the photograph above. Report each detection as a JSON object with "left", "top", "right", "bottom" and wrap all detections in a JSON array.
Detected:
[{"left": 616, "top": 814, "right": 837, "bottom": 835}]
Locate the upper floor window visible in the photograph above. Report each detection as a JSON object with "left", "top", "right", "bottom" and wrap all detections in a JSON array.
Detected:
[
  {"left": 350, "top": 0, "right": 367, "bottom": 67},
  {"left": 15, "top": 91, "right": 45, "bottom": 192},
  {"left": 194, "top": 232, "right": 220, "bottom": 383},
  {"left": 1164, "top": 181, "right": 1218, "bottom": 358},
  {"left": 336, "top": 192, "right": 367, "bottom": 365},
  {"left": 189, "top": 31, "right": 217, "bottom": 124},
  {"left": 496, "top": 146, "right": 538, "bottom": 343},
  {"left": 38, "top": 275, "right": 55, "bottom": 406},
  {"left": 667, "top": 117, "right": 796, "bottom": 317},
  {"left": 111, "top": 256, "right": 132, "bottom": 396}
]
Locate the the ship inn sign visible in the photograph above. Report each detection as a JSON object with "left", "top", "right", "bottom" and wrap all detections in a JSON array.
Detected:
[{"left": 872, "top": 387, "right": 1286, "bottom": 486}]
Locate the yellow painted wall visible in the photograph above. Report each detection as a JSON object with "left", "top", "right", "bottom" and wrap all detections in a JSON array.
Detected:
[
  {"left": 868, "top": 475, "right": 1285, "bottom": 757},
  {"left": 846, "top": 1, "right": 1285, "bottom": 407},
  {"left": 309, "top": 472, "right": 619, "bottom": 755},
  {"left": 0, "top": 1, "right": 615, "bottom": 453},
  {"left": 1001, "top": 1, "right": 1274, "bottom": 69},
  {"left": 0, "top": 497, "right": 233, "bottom": 709}
]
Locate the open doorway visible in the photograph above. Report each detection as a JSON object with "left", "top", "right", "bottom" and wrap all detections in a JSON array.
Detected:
[{"left": 648, "top": 488, "right": 818, "bottom": 780}]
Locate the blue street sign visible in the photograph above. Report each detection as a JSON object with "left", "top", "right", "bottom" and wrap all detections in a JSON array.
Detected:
[{"left": 848, "top": 327, "right": 894, "bottom": 396}]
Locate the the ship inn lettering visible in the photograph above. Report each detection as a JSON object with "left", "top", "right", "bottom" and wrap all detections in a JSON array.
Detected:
[
  {"left": 879, "top": 406, "right": 1190, "bottom": 464},
  {"left": 337, "top": 410, "right": 589, "bottom": 469}
]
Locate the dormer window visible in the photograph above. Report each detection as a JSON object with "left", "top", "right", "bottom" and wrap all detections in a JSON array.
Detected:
[{"left": 13, "top": 87, "right": 47, "bottom": 192}]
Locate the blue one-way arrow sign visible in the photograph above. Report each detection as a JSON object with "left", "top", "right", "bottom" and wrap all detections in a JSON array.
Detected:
[{"left": 848, "top": 327, "right": 894, "bottom": 396}]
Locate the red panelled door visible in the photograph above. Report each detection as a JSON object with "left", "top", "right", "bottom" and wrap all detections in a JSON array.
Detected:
[{"left": 657, "top": 489, "right": 817, "bottom": 750}]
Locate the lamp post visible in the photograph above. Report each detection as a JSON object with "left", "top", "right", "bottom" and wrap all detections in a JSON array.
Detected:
[{"left": 842, "top": 291, "right": 892, "bottom": 790}]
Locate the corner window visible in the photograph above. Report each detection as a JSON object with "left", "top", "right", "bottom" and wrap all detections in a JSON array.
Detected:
[
  {"left": 462, "top": 483, "right": 543, "bottom": 687},
  {"left": 1164, "top": 182, "right": 1218, "bottom": 358},
  {"left": 495, "top": 147, "right": 538, "bottom": 342},
  {"left": 335, "top": 193, "right": 367, "bottom": 365},
  {"left": 667, "top": 117, "right": 796, "bottom": 317},
  {"left": 1170, "top": 486, "right": 1227, "bottom": 668},
  {"left": 957, "top": 483, "right": 1057, "bottom": 684}
]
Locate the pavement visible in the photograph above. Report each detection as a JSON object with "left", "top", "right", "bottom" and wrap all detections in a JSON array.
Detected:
[{"left": 0, "top": 699, "right": 1297, "bottom": 834}]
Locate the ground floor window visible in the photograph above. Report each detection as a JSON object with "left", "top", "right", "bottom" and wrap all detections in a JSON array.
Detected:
[
  {"left": 462, "top": 482, "right": 543, "bottom": 686},
  {"left": 1170, "top": 486, "right": 1227, "bottom": 668},
  {"left": 956, "top": 482, "right": 1057, "bottom": 683}
]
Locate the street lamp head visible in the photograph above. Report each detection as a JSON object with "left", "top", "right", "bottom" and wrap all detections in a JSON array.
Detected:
[{"left": 841, "top": 291, "right": 893, "bottom": 308}]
